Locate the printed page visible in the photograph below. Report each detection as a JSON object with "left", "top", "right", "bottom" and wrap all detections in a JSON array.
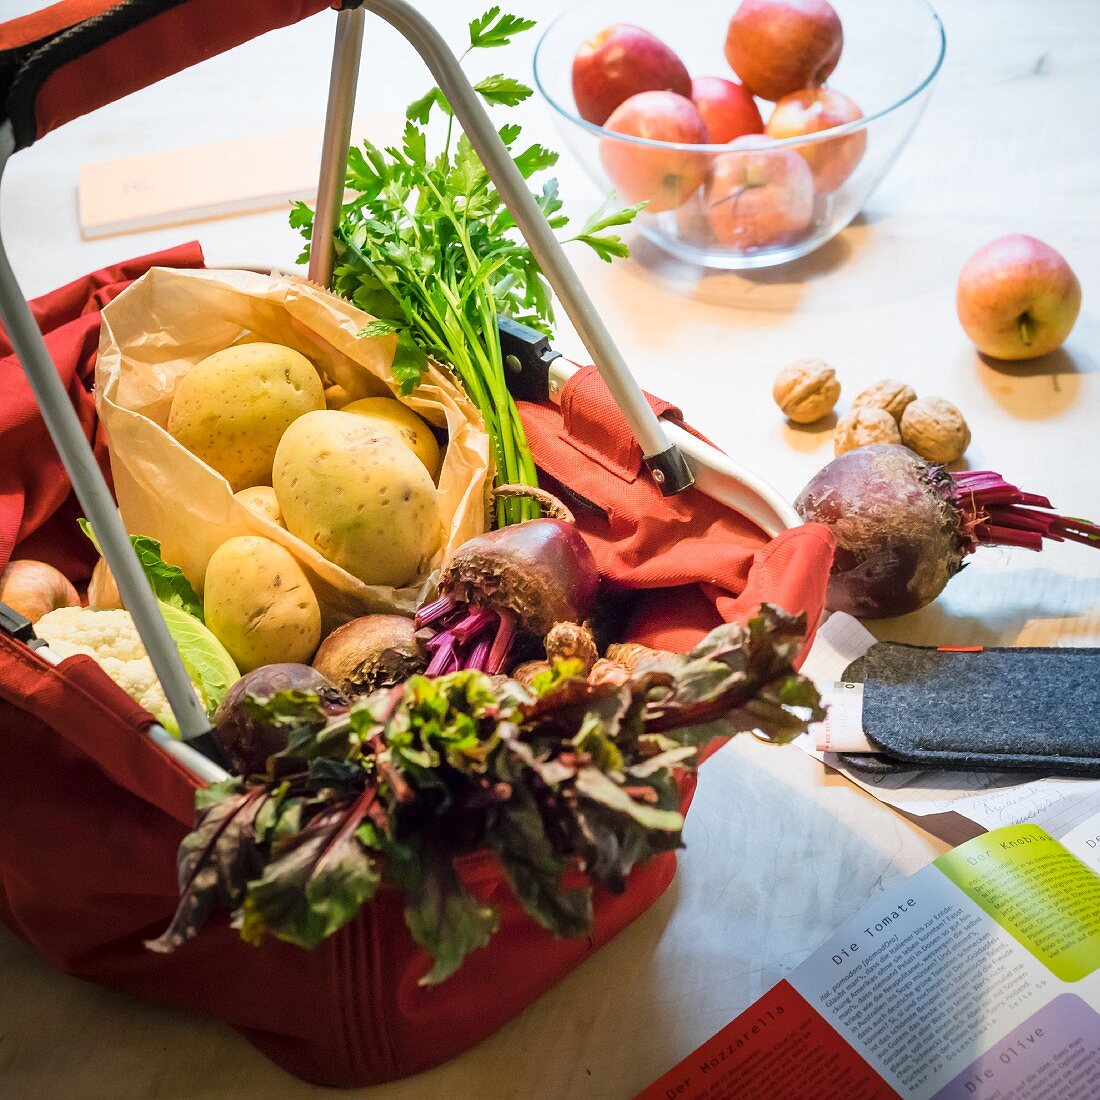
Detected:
[{"left": 637, "top": 825, "right": 1100, "bottom": 1099}]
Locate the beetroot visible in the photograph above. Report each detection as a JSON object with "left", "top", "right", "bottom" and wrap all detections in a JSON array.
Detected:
[
  {"left": 795, "top": 444, "right": 1100, "bottom": 618},
  {"left": 215, "top": 664, "right": 348, "bottom": 774},
  {"left": 416, "top": 518, "right": 600, "bottom": 675}
]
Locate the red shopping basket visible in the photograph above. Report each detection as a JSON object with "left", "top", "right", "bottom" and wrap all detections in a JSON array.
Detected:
[{"left": 0, "top": 2, "right": 833, "bottom": 1087}]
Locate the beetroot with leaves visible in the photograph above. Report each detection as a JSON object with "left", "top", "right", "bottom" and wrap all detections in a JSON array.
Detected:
[
  {"left": 215, "top": 664, "right": 348, "bottom": 774},
  {"left": 795, "top": 444, "right": 1100, "bottom": 618},
  {"left": 415, "top": 518, "right": 600, "bottom": 676}
]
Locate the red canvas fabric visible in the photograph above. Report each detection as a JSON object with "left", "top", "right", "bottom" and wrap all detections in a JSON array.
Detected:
[
  {"left": 0, "top": 241, "right": 204, "bottom": 579},
  {"left": 0, "top": 251, "right": 832, "bottom": 1086},
  {"left": 519, "top": 365, "right": 834, "bottom": 655},
  {"left": 0, "top": 2, "right": 344, "bottom": 149}
]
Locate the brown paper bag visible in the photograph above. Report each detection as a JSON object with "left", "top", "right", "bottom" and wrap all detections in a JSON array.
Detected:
[{"left": 95, "top": 266, "right": 491, "bottom": 626}]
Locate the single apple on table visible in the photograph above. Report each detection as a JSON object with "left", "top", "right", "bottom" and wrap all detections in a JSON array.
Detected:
[
  {"left": 690, "top": 76, "right": 763, "bottom": 143},
  {"left": 600, "top": 91, "right": 710, "bottom": 213},
  {"left": 956, "top": 235, "right": 1082, "bottom": 360},
  {"left": 765, "top": 87, "right": 866, "bottom": 192},
  {"left": 704, "top": 135, "right": 815, "bottom": 250},
  {"left": 572, "top": 24, "right": 692, "bottom": 126},
  {"left": 724, "top": 0, "right": 843, "bottom": 102}
]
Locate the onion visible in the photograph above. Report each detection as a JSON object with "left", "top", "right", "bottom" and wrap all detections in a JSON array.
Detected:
[
  {"left": 795, "top": 444, "right": 1100, "bottom": 618},
  {"left": 214, "top": 664, "right": 348, "bottom": 774},
  {"left": 311, "top": 614, "right": 424, "bottom": 696},
  {"left": 87, "top": 556, "right": 123, "bottom": 610},
  {"left": 0, "top": 559, "right": 80, "bottom": 623}
]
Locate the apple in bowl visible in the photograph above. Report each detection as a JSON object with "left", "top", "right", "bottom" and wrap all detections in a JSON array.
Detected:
[
  {"left": 765, "top": 87, "right": 866, "bottom": 192},
  {"left": 956, "top": 235, "right": 1082, "bottom": 360},
  {"left": 690, "top": 76, "right": 763, "bottom": 143},
  {"left": 704, "top": 135, "right": 815, "bottom": 249},
  {"left": 572, "top": 24, "right": 691, "bottom": 125},
  {"left": 600, "top": 91, "right": 710, "bottom": 212},
  {"left": 724, "top": 0, "right": 843, "bottom": 102}
]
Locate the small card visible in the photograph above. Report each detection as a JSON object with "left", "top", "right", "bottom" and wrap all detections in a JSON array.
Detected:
[
  {"left": 816, "top": 681, "right": 875, "bottom": 754},
  {"left": 77, "top": 117, "right": 404, "bottom": 239}
]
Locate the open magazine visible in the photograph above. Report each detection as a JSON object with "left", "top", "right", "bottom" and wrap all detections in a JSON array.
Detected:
[{"left": 637, "top": 807, "right": 1100, "bottom": 1099}]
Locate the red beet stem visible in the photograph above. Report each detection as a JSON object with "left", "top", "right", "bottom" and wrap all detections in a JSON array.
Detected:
[
  {"left": 486, "top": 610, "right": 517, "bottom": 675},
  {"left": 425, "top": 634, "right": 457, "bottom": 677},
  {"left": 466, "top": 636, "right": 492, "bottom": 672},
  {"left": 953, "top": 470, "right": 1100, "bottom": 556},
  {"left": 415, "top": 593, "right": 457, "bottom": 629},
  {"left": 453, "top": 606, "right": 498, "bottom": 643}
]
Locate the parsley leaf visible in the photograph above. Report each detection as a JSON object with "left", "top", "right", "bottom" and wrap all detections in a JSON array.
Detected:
[
  {"left": 473, "top": 74, "right": 533, "bottom": 107},
  {"left": 468, "top": 7, "right": 537, "bottom": 49}
]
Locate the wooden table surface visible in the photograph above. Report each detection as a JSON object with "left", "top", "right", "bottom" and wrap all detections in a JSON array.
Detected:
[{"left": 1, "top": 0, "right": 1097, "bottom": 1096}]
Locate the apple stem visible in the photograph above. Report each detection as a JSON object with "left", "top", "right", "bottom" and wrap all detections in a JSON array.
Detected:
[
  {"left": 1018, "top": 314, "right": 1034, "bottom": 347},
  {"left": 710, "top": 184, "right": 749, "bottom": 211}
]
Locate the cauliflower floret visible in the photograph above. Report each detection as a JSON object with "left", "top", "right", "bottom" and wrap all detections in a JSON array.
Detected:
[{"left": 36, "top": 606, "right": 182, "bottom": 725}]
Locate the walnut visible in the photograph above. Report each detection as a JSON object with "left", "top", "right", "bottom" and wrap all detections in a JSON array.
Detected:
[
  {"left": 900, "top": 397, "right": 970, "bottom": 464},
  {"left": 833, "top": 407, "right": 902, "bottom": 456},
  {"left": 851, "top": 379, "right": 917, "bottom": 422},
  {"left": 773, "top": 359, "right": 841, "bottom": 424}
]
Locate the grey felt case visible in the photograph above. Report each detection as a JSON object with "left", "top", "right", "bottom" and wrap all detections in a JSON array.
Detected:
[{"left": 834, "top": 642, "right": 1100, "bottom": 778}]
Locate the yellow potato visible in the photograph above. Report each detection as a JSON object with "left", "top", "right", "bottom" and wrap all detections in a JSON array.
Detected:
[
  {"left": 273, "top": 410, "right": 440, "bottom": 589},
  {"left": 167, "top": 342, "right": 325, "bottom": 491},
  {"left": 324, "top": 384, "right": 355, "bottom": 409},
  {"left": 234, "top": 485, "right": 285, "bottom": 528},
  {"left": 204, "top": 536, "right": 321, "bottom": 673},
  {"left": 342, "top": 397, "right": 443, "bottom": 482}
]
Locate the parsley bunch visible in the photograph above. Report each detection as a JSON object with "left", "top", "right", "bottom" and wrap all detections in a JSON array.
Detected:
[{"left": 292, "top": 8, "right": 642, "bottom": 526}]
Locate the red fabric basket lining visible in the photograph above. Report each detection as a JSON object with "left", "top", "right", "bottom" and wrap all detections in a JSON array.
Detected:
[{"left": 0, "top": 245, "right": 832, "bottom": 1086}]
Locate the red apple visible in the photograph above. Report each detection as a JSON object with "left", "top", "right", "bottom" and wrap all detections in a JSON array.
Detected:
[
  {"left": 956, "top": 235, "right": 1082, "bottom": 361},
  {"left": 690, "top": 76, "right": 763, "bottom": 143},
  {"left": 572, "top": 24, "right": 692, "bottom": 126},
  {"left": 724, "top": 0, "right": 843, "bottom": 102},
  {"left": 704, "top": 135, "right": 815, "bottom": 249},
  {"left": 600, "top": 91, "right": 710, "bottom": 213},
  {"left": 675, "top": 189, "right": 715, "bottom": 246},
  {"left": 765, "top": 87, "right": 866, "bottom": 192}
]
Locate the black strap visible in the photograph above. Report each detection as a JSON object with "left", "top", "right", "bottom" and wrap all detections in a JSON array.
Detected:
[
  {"left": 5, "top": 0, "right": 188, "bottom": 151},
  {"left": 2, "top": 0, "right": 366, "bottom": 152}
]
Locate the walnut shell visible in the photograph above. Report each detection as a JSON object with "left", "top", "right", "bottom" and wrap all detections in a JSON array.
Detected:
[
  {"left": 833, "top": 407, "right": 902, "bottom": 456},
  {"left": 900, "top": 397, "right": 970, "bottom": 464},
  {"left": 773, "top": 359, "right": 841, "bottom": 424},
  {"left": 851, "top": 379, "right": 917, "bottom": 422}
]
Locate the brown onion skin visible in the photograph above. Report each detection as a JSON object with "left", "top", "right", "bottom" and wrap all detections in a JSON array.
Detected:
[
  {"left": 312, "top": 614, "right": 424, "bottom": 696},
  {"left": 214, "top": 664, "right": 348, "bottom": 775},
  {"left": 440, "top": 518, "right": 599, "bottom": 636},
  {"left": 794, "top": 444, "right": 965, "bottom": 618}
]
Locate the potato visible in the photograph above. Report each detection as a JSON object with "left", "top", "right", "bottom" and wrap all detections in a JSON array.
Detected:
[
  {"left": 234, "top": 485, "right": 285, "bottom": 527},
  {"left": 342, "top": 397, "right": 442, "bottom": 482},
  {"left": 324, "top": 384, "right": 355, "bottom": 409},
  {"left": 273, "top": 410, "right": 440, "bottom": 589},
  {"left": 167, "top": 342, "right": 325, "bottom": 491},
  {"left": 204, "top": 536, "right": 321, "bottom": 673}
]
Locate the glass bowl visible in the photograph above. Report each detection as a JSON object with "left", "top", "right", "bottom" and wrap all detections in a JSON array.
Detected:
[{"left": 534, "top": 0, "right": 946, "bottom": 269}]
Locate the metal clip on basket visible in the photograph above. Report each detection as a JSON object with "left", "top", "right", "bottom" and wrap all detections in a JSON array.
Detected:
[{"left": 0, "top": 1, "right": 797, "bottom": 772}]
